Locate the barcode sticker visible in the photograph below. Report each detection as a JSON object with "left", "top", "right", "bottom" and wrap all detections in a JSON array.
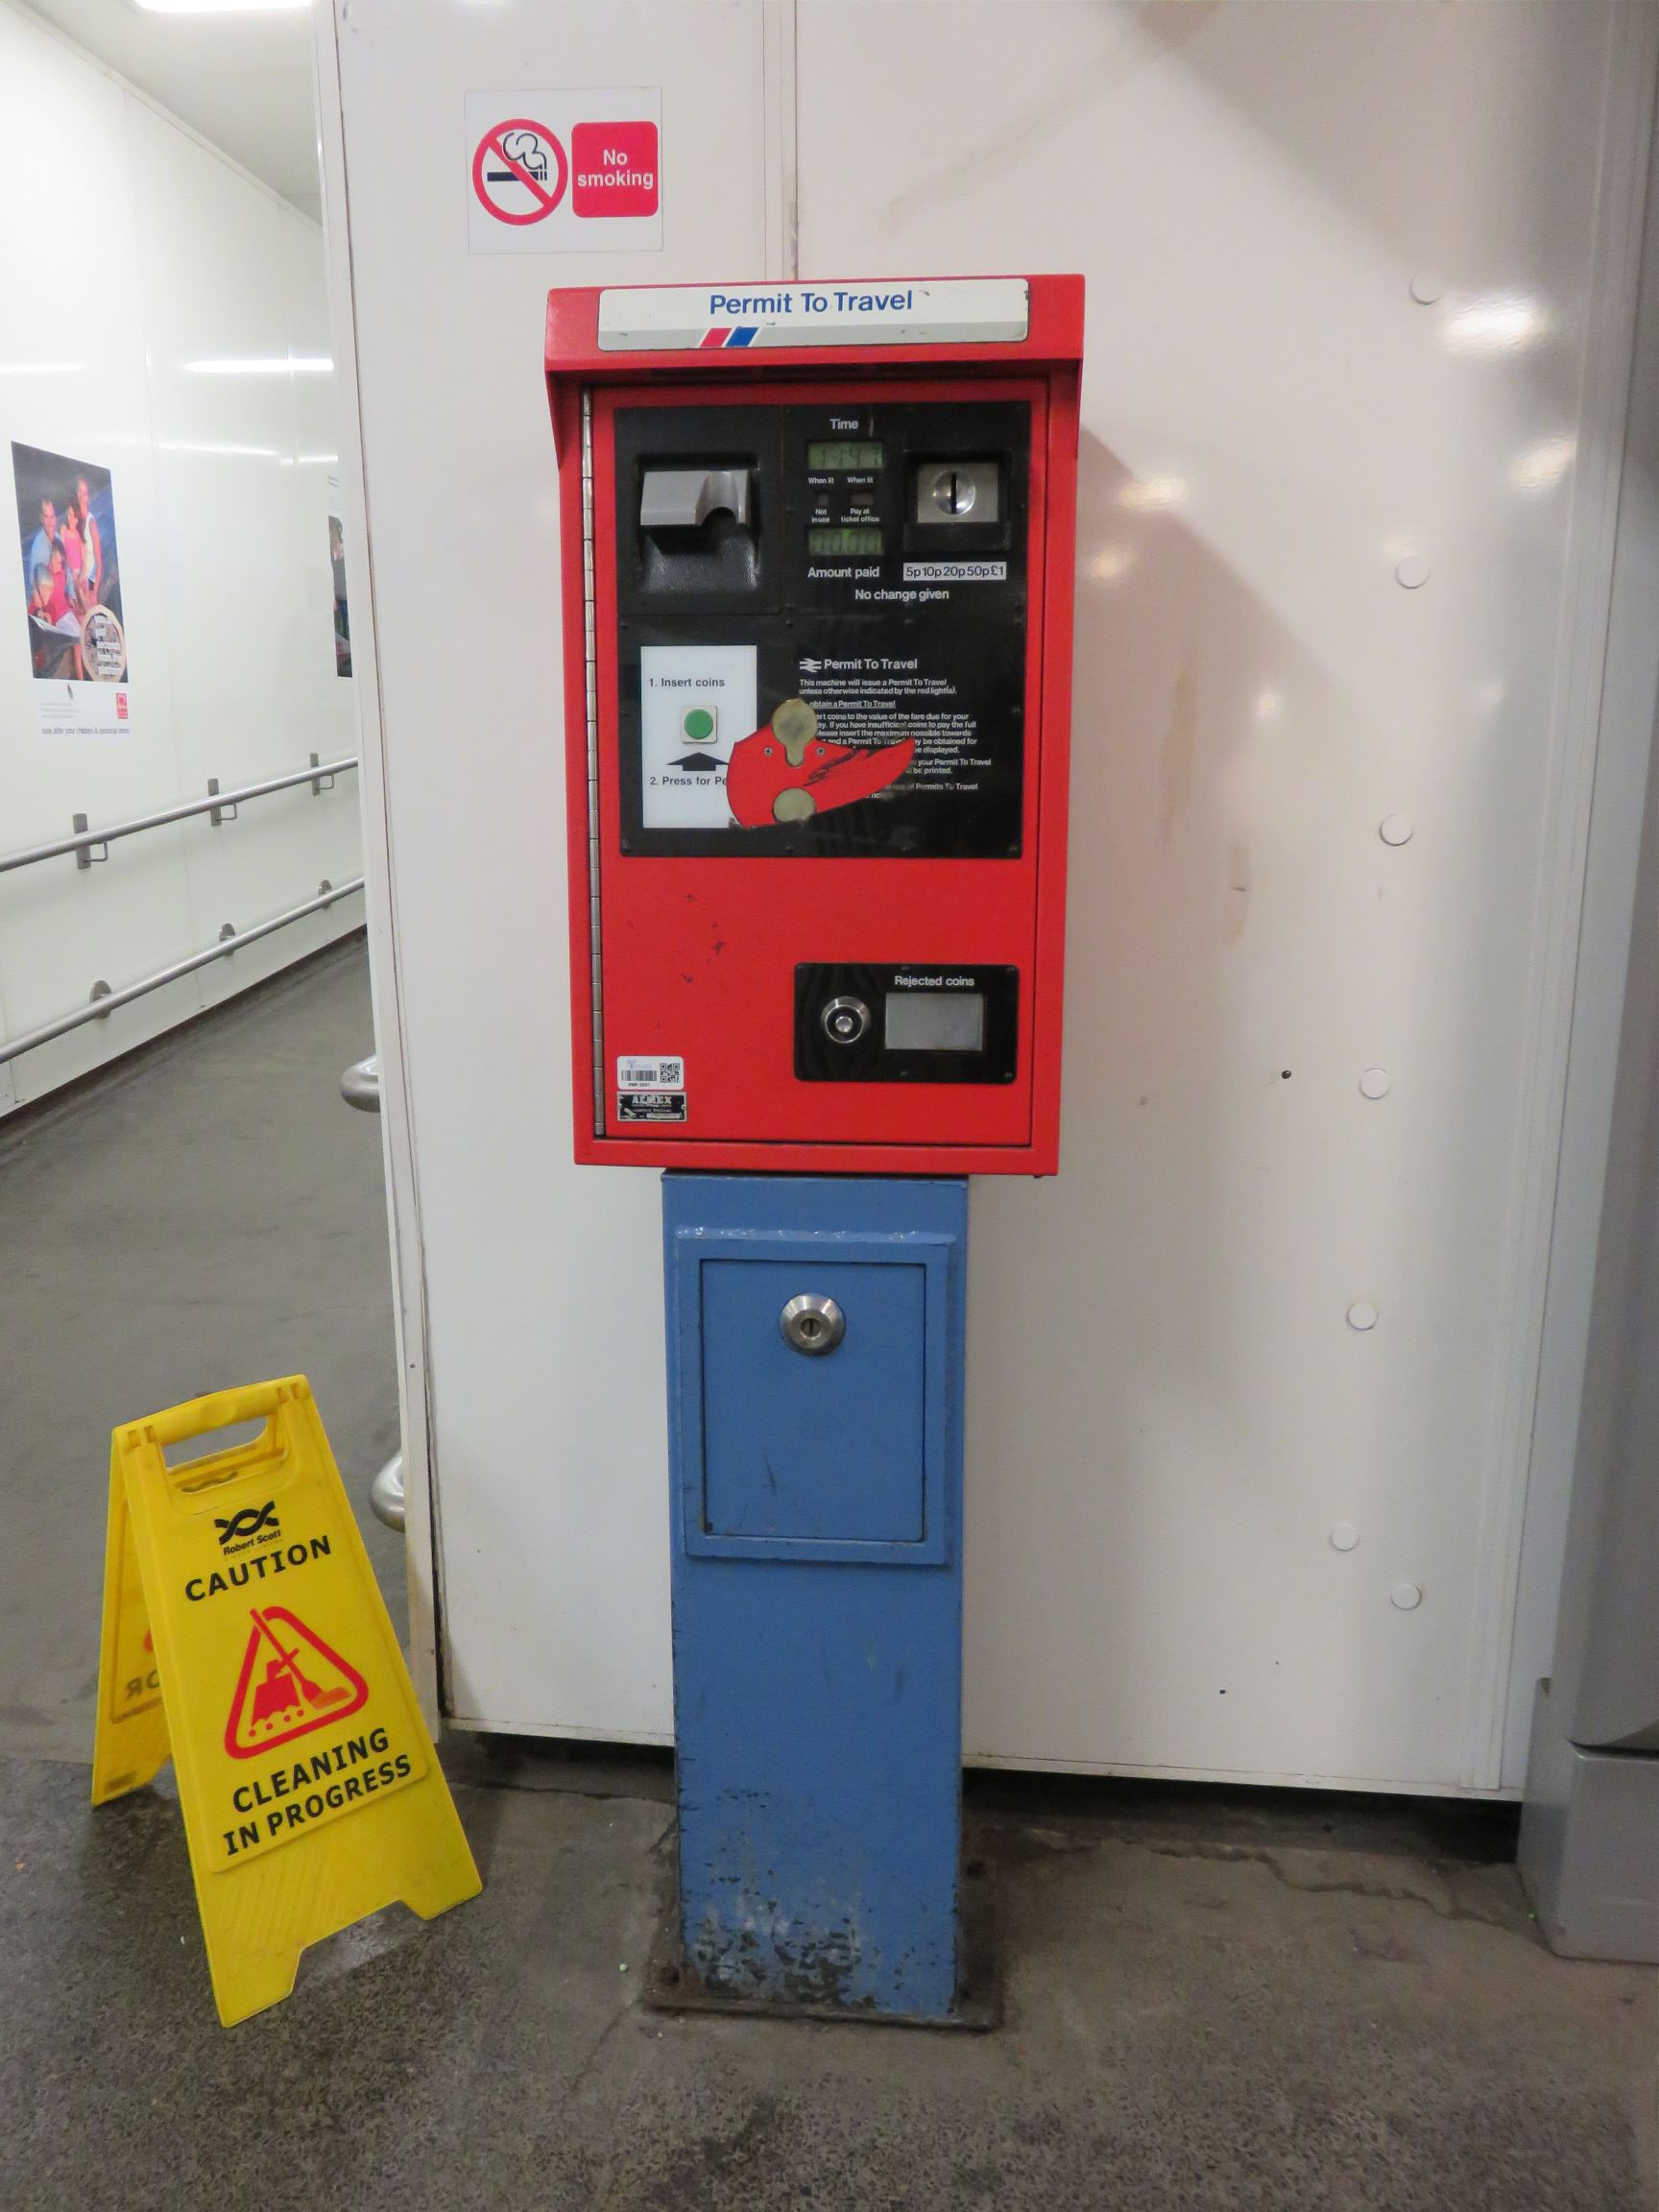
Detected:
[{"left": 615, "top": 1055, "right": 685, "bottom": 1092}]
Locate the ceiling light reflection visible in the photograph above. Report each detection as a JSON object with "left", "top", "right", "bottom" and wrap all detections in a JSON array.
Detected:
[
  {"left": 1509, "top": 435, "right": 1575, "bottom": 493},
  {"left": 160, "top": 441, "right": 281, "bottom": 459},
  {"left": 1118, "top": 475, "right": 1187, "bottom": 515},
  {"left": 183, "top": 356, "right": 332, "bottom": 375},
  {"left": 1086, "top": 542, "right": 1138, "bottom": 584},
  {"left": 134, "top": 0, "right": 308, "bottom": 14},
  {"left": 1442, "top": 295, "right": 1548, "bottom": 356}
]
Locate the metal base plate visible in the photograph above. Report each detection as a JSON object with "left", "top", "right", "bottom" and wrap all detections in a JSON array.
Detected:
[{"left": 643, "top": 1858, "right": 1001, "bottom": 2031}]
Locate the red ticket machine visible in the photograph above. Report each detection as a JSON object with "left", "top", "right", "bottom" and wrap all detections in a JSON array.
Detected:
[{"left": 546, "top": 276, "right": 1083, "bottom": 1173}]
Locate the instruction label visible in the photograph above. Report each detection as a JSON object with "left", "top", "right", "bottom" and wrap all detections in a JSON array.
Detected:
[
  {"left": 795, "top": 654, "right": 991, "bottom": 801},
  {"left": 639, "top": 645, "right": 755, "bottom": 829}
]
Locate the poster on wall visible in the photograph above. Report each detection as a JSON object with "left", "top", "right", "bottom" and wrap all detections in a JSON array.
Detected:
[
  {"left": 328, "top": 513, "right": 351, "bottom": 678},
  {"left": 12, "top": 441, "right": 131, "bottom": 738}
]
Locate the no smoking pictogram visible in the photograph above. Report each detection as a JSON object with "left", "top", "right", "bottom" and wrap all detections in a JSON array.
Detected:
[{"left": 470, "top": 116, "right": 568, "bottom": 227}]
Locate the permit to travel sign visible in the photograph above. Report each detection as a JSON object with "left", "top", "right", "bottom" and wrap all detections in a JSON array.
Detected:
[
  {"left": 595, "top": 277, "right": 1032, "bottom": 350},
  {"left": 92, "top": 1375, "right": 479, "bottom": 2026}
]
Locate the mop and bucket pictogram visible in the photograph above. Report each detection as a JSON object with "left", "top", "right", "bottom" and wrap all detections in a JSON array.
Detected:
[{"left": 224, "top": 1604, "right": 368, "bottom": 1756}]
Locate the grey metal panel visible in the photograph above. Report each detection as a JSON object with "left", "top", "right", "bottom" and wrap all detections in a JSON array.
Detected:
[
  {"left": 1519, "top": 1680, "right": 1659, "bottom": 1961},
  {"left": 1550, "top": 695, "right": 1659, "bottom": 1752}
]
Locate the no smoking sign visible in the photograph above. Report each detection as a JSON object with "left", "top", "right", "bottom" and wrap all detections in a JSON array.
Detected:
[
  {"left": 466, "top": 88, "right": 661, "bottom": 255},
  {"left": 472, "top": 118, "right": 569, "bottom": 227}
]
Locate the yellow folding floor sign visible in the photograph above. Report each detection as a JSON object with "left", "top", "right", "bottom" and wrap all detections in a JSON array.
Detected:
[{"left": 91, "top": 1375, "right": 480, "bottom": 2026}]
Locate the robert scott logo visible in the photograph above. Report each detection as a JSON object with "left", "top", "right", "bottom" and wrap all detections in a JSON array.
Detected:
[{"left": 216, "top": 1501, "right": 280, "bottom": 1554}]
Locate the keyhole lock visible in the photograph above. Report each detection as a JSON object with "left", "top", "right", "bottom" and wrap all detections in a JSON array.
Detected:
[
  {"left": 820, "top": 996, "right": 871, "bottom": 1046},
  {"left": 928, "top": 467, "right": 976, "bottom": 517},
  {"left": 780, "top": 1292, "right": 846, "bottom": 1356}
]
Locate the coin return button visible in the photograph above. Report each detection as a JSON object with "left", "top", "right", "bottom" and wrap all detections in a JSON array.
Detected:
[{"left": 821, "top": 997, "right": 872, "bottom": 1046}]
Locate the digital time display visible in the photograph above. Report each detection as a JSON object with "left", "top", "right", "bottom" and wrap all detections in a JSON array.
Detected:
[
  {"left": 807, "top": 442, "right": 885, "bottom": 471},
  {"left": 807, "top": 526, "right": 883, "bottom": 558}
]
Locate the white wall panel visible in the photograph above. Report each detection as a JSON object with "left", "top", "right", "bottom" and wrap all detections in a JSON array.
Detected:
[
  {"left": 328, "top": 1, "right": 1652, "bottom": 1788},
  {"left": 0, "top": 2, "right": 361, "bottom": 1108},
  {"left": 0, "top": 9, "right": 196, "bottom": 1104},
  {"left": 329, "top": 0, "right": 769, "bottom": 1739},
  {"left": 794, "top": 2, "right": 1651, "bottom": 1789}
]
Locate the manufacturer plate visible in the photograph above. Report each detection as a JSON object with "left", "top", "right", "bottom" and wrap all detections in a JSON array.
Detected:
[{"left": 617, "top": 1090, "right": 687, "bottom": 1122}]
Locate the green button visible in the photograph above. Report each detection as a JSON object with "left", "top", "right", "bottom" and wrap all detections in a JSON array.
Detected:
[{"left": 683, "top": 707, "right": 715, "bottom": 742}]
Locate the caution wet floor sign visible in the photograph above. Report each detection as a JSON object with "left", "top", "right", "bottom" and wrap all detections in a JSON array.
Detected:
[{"left": 91, "top": 1376, "right": 480, "bottom": 2025}]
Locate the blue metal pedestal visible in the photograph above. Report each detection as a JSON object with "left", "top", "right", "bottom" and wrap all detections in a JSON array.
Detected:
[{"left": 655, "top": 1174, "right": 973, "bottom": 2023}]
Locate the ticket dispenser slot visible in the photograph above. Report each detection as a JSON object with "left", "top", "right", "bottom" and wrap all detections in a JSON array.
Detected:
[
  {"left": 626, "top": 408, "right": 778, "bottom": 605},
  {"left": 639, "top": 466, "right": 753, "bottom": 531},
  {"left": 637, "top": 461, "right": 759, "bottom": 597}
]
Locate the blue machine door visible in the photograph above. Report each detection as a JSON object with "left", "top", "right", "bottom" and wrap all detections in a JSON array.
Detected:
[
  {"left": 663, "top": 1175, "right": 968, "bottom": 2019},
  {"left": 699, "top": 1255, "right": 927, "bottom": 1549}
]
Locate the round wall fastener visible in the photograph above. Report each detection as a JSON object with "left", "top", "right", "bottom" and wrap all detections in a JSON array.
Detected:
[
  {"left": 1359, "top": 1069, "right": 1392, "bottom": 1099},
  {"left": 1379, "top": 813, "right": 1414, "bottom": 847},
  {"left": 780, "top": 1292, "right": 846, "bottom": 1356},
  {"left": 1391, "top": 1581, "right": 1423, "bottom": 1611},
  {"left": 1408, "top": 272, "right": 1445, "bottom": 305},
  {"left": 1347, "top": 1300, "right": 1379, "bottom": 1332},
  {"left": 1395, "top": 556, "right": 1431, "bottom": 589},
  {"left": 1330, "top": 1523, "right": 1360, "bottom": 1552}
]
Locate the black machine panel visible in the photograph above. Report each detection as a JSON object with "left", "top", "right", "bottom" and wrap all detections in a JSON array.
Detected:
[
  {"left": 613, "top": 397, "right": 1031, "bottom": 859},
  {"left": 793, "top": 964, "right": 1019, "bottom": 1084}
]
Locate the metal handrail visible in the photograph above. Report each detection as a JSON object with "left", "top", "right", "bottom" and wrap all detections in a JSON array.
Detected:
[
  {"left": 340, "top": 1054, "right": 381, "bottom": 1112},
  {"left": 0, "top": 756, "right": 358, "bottom": 874},
  {"left": 370, "top": 1454, "right": 406, "bottom": 1533},
  {"left": 0, "top": 878, "right": 365, "bottom": 1066},
  {"left": 334, "top": 1057, "right": 403, "bottom": 1534}
]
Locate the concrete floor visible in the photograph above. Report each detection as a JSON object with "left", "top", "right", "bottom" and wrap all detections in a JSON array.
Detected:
[
  {"left": 0, "top": 942, "right": 1652, "bottom": 2211},
  {"left": 0, "top": 937, "right": 406, "bottom": 1760}
]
